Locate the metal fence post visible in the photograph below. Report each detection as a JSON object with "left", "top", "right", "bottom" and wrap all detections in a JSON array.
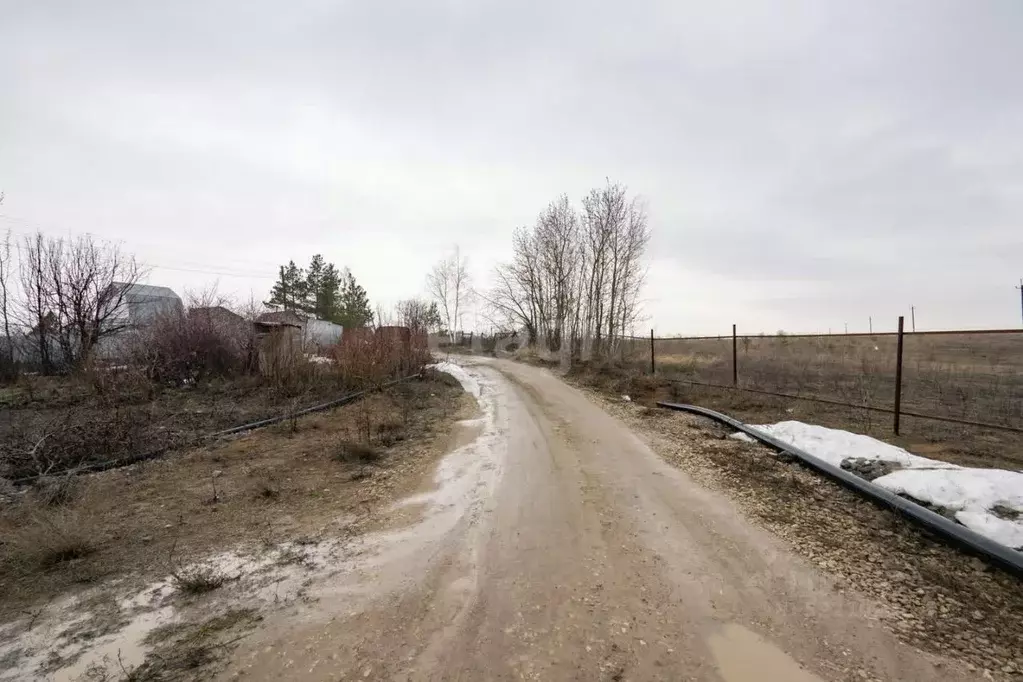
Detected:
[
  {"left": 894, "top": 315, "right": 905, "bottom": 435},
  {"left": 732, "top": 324, "right": 738, "bottom": 386},
  {"left": 650, "top": 329, "right": 655, "bottom": 374}
]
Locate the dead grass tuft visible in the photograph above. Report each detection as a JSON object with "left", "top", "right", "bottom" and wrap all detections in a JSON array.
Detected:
[
  {"left": 82, "top": 608, "right": 262, "bottom": 681},
  {"left": 254, "top": 480, "right": 281, "bottom": 501},
  {"left": 31, "top": 474, "right": 80, "bottom": 507},
  {"left": 171, "top": 564, "right": 231, "bottom": 595},
  {"left": 4, "top": 509, "right": 95, "bottom": 571},
  {"left": 334, "top": 440, "right": 383, "bottom": 465}
]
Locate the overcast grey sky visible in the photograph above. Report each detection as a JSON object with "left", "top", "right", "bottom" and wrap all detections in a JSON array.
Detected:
[{"left": 2, "top": 1, "right": 1021, "bottom": 334}]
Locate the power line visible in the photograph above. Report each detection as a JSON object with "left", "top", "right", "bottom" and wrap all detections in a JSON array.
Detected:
[
  {"left": 0, "top": 213, "right": 280, "bottom": 279},
  {"left": 0, "top": 213, "right": 283, "bottom": 269},
  {"left": 147, "top": 264, "right": 276, "bottom": 279}
]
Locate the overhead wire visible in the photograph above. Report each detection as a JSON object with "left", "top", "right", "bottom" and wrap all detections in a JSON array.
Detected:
[{"left": 0, "top": 213, "right": 280, "bottom": 279}]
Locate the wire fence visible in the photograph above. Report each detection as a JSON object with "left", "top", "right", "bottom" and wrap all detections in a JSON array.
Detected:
[{"left": 621, "top": 321, "right": 1023, "bottom": 434}]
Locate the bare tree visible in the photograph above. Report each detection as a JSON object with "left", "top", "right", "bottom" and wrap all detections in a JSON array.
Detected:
[
  {"left": 581, "top": 180, "right": 649, "bottom": 356},
  {"left": 0, "top": 229, "right": 14, "bottom": 377},
  {"left": 20, "top": 232, "right": 143, "bottom": 372},
  {"left": 484, "top": 181, "right": 649, "bottom": 364},
  {"left": 374, "top": 302, "right": 395, "bottom": 327},
  {"left": 426, "top": 246, "right": 472, "bottom": 343},
  {"left": 20, "top": 232, "right": 52, "bottom": 372},
  {"left": 234, "top": 290, "right": 268, "bottom": 321},
  {"left": 394, "top": 298, "right": 438, "bottom": 336}
]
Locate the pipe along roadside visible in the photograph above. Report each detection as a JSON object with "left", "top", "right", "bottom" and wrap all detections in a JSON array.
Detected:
[
  {"left": 11, "top": 373, "right": 423, "bottom": 486},
  {"left": 656, "top": 401, "right": 1023, "bottom": 580}
]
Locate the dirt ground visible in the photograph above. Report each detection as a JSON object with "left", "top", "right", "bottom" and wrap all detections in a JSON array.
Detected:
[
  {"left": 213, "top": 359, "right": 976, "bottom": 682},
  {"left": 0, "top": 371, "right": 474, "bottom": 680},
  {"left": 569, "top": 377, "right": 1023, "bottom": 680},
  {"left": 6, "top": 358, "right": 1018, "bottom": 681},
  {"left": 0, "top": 369, "right": 367, "bottom": 481}
]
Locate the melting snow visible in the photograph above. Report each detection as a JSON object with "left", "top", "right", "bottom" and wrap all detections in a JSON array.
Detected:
[
  {"left": 738, "top": 421, "right": 1023, "bottom": 551},
  {"left": 429, "top": 361, "right": 482, "bottom": 398}
]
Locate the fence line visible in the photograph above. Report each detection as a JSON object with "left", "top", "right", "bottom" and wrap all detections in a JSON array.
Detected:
[
  {"left": 667, "top": 378, "right": 1023, "bottom": 434},
  {"left": 624, "top": 327, "right": 1023, "bottom": 343},
  {"left": 628, "top": 320, "right": 1023, "bottom": 435}
]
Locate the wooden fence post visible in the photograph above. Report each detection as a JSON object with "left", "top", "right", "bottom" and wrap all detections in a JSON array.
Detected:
[
  {"left": 894, "top": 316, "right": 905, "bottom": 435},
  {"left": 732, "top": 324, "right": 738, "bottom": 386},
  {"left": 649, "top": 329, "right": 655, "bottom": 374}
]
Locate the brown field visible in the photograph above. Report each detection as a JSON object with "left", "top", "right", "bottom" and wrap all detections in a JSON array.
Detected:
[
  {"left": 0, "top": 372, "right": 355, "bottom": 482},
  {"left": 0, "top": 372, "right": 472, "bottom": 679},
  {"left": 621, "top": 332, "right": 1023, "bottom": 430},
  {"left": 586, "top": 333, "right": 1023, "bottom": 471}
]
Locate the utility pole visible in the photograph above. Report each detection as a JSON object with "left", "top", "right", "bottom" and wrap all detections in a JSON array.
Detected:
[
  {"left": 1017, "top": 279, "right": 1023, "bottom": 327},
  {"left": 844, "top": 322, "right": 848, "bottom": 335},
  {"left": 869, "top": 316, "right": 873, "bottom": 334},
  {"left": 910, "top": 305, "right": 916, "bottom": 332}
]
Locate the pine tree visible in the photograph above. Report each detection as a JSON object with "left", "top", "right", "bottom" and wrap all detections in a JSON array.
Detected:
[
  {"left": 318, "top": 263, "right": 341, "bottom": 321},
  {"left": 265, "top": 261, "right": 307, "bottom": 311},
  {"left": 336, "top": 269, "right": 374, "bottom": 328},
  {"left": 304, "top": 255, "right": 342, "bottom": 320},
  {"left": 305, "top": 255, "right": 325, "bottom": 312}
]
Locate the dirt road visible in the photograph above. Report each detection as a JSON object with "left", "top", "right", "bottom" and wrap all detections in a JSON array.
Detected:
[{"left": 222, "top": 358, "right": 969, "bottom": 681}]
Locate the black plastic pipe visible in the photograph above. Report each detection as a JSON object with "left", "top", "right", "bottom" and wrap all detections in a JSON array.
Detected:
[
  {"left": 656, "top": 401, "right": 1023, "bottom": 579},
  {"left": 11, "top": 374, "right": 421, "bottom": 485}
]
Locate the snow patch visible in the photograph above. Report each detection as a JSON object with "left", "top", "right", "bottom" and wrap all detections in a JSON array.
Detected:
[
  {"left": 875, "top": 468, "right": 1023, "bottom": 549},
  {"left": 746, "top": 420, "right": 1023, "bottom": 551},
  {"left": 749, "top": 421, "right": 954, "bottom": 470},
  {"left": 429, "top": 361, "right": 482, "bottom": 398}
]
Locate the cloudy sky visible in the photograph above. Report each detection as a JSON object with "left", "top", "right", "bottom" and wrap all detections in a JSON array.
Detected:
[{"left": 2, "top": 1, "right": 1021, "bottom": 334}]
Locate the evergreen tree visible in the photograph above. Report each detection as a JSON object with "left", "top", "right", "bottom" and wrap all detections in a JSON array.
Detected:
[
  {"left": 305, "top": 255, "right": 325, "bottom": 311},
  {"left": 304, "top": 254, "right": 342, "bottom": 320},
  {"left": 336, "top": 269, "right": 374, "bottom": 328},
  {"left": 318, "top": 263, "right": 342, "bottom": 321},
  {"left": 265, "top": 261, "right": 307, "bottom": 311},
  {"left": 267, "top": 258, "right": 370, "bottom": 326}
]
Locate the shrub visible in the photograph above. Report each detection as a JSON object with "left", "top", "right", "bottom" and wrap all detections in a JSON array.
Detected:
[
  {"left": 0, "top": 406, "right": 149, "bottom": 480},
  {"left": 133, "top": 311, "right": 251, "bottom": 386}
]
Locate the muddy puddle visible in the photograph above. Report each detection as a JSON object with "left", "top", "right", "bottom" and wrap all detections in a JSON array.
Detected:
[
  {"left": 0, "top": 362, "right": 505, "bottom": 681},
  {"left": 708, "top": 623, "right": 824, "bottom": 682}
]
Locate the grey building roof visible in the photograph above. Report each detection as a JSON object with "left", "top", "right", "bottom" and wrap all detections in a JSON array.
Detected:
[{"left": 115, "top": 282, "right": 182, "bottom": 301}]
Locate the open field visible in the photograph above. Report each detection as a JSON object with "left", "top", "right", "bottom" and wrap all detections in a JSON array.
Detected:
[
  {"left": 624, "top": 332, "right": 1023, "bottom": 427},
  {"left": 572, "top": 357, "right": 1023, "bottom": 472},
  {"left": 0, "top": 370, "right": 473, "bottom": 680},
  {"left": 618, "top": 331, "right": 1023, "bottom": 465}
]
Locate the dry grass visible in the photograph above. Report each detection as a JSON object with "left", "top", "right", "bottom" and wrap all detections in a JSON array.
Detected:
[
  {"left": 0, "top": 374, "right": 473, "bottom": 622},
  {"left": 334, "top": 440, "right": 384, "bottom": 465},
  {"left": 632, "top": 332, "right": 1023, "bottom": 430},
  {"left": 171, "top": 564, "right": 232, "bottom": 595},
  {"left": 616, "top": 331, "right": 1023, "bottom": 470},
  {"left": 1, "top": 322, "right": 430, "bottom": 481},
  {"left": 30, "top": 474, "right": 80, "bottom": 507},
  {"left": 3, "top": 508, "right": 96, "bottom": 571},
  {"left": 83, "top": 608, "right": 262, "bottom": 681}
]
